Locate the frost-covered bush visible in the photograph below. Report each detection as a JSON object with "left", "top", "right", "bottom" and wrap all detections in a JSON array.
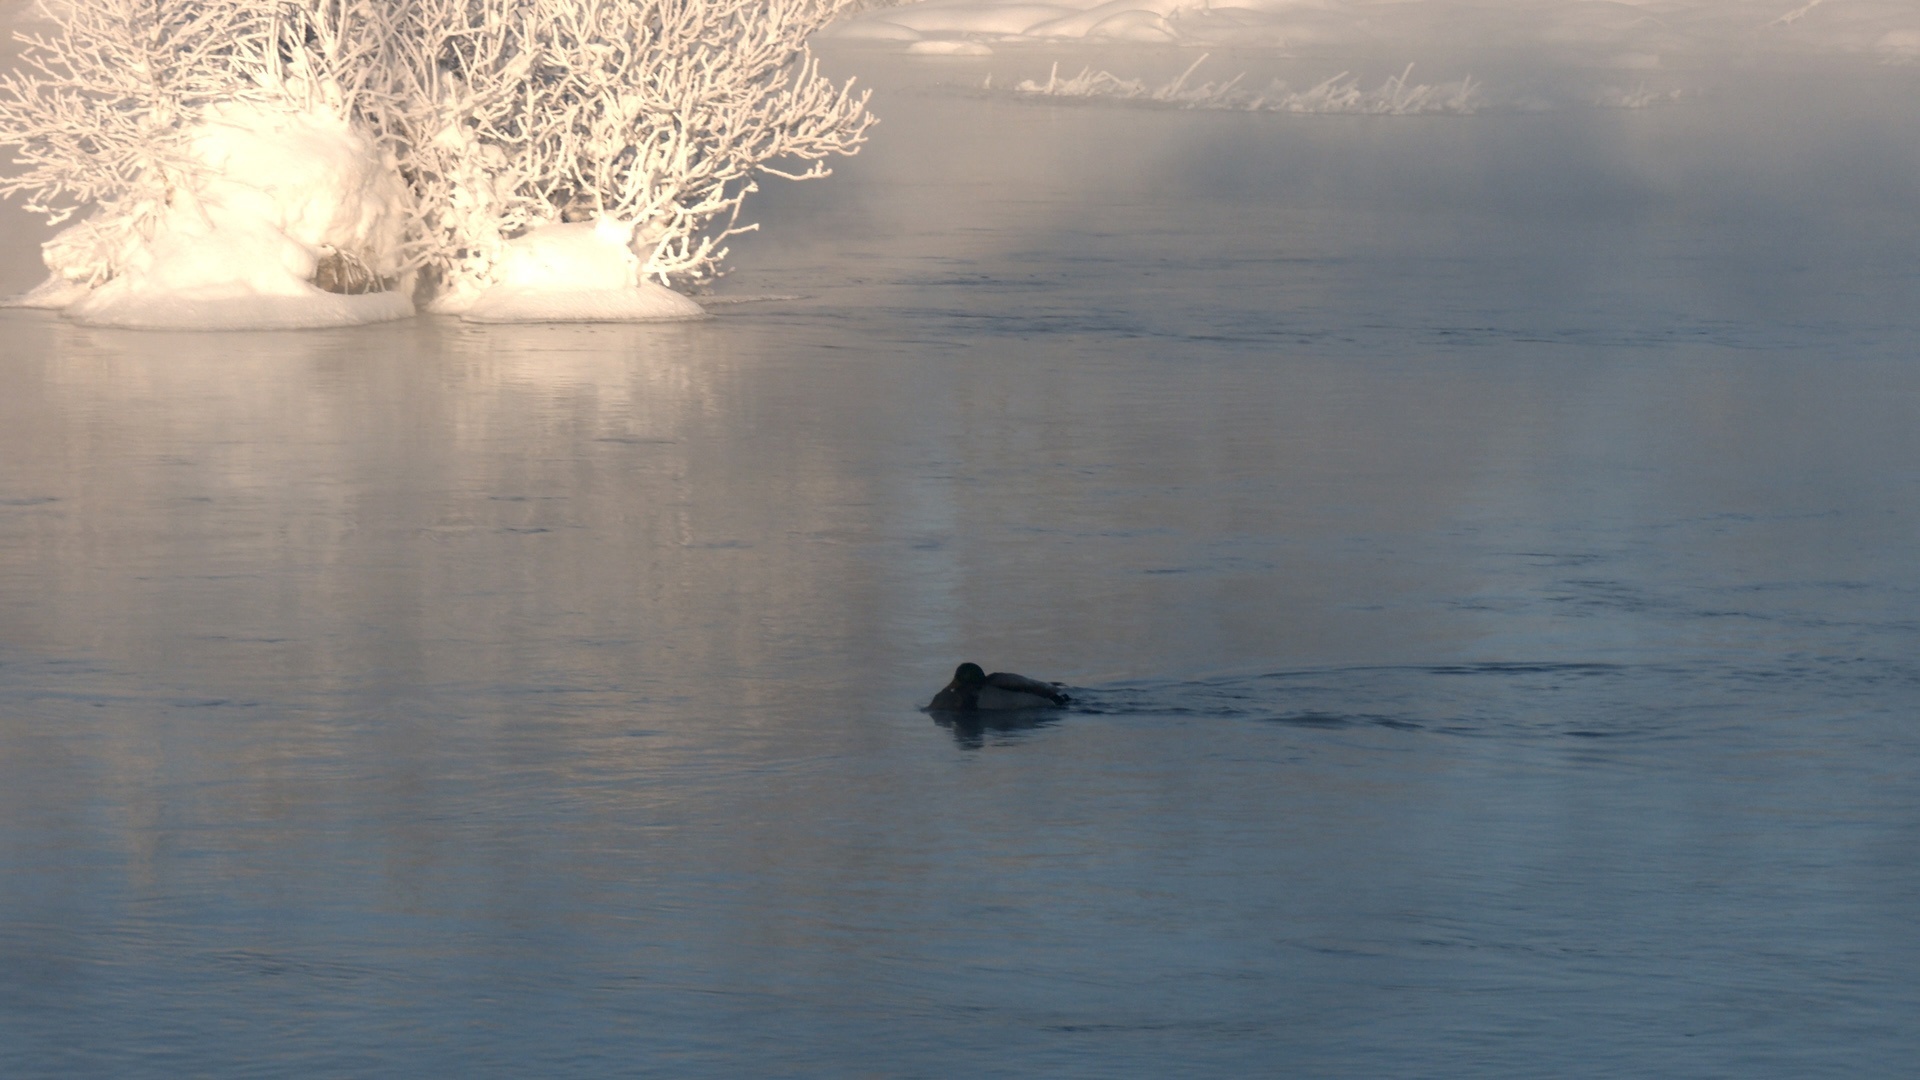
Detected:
[
  {"left": 0, "top": 0, "right": 874, "bottom": 321},
  {"left": 0, "top": 0, "right": 401, "bottom": 300},
  {"left": 391, "top": 0, "right": 873, "bottom": 307}
]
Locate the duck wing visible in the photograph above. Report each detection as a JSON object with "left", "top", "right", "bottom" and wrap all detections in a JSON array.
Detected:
[{"left": 985, "top": 672, "right": 1071, "bottom": 705}]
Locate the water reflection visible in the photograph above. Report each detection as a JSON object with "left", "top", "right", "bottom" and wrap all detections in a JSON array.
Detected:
[
  {"left": 4, "top": 56, "right": 1920, "bottom": 1080},
  {"left": 928, "top": 706, "right": 1066, "bottom": 749}
]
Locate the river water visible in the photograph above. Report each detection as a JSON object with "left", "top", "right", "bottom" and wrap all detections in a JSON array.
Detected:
[{"left": 3, "top": 50, "right": 1919, "bottom": 1078}]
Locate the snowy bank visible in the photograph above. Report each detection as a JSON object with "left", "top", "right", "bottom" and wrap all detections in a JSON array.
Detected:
[
  {"left": 829, "top": 0, "right": 1920, "bottom": 62},
  {"left": 1010, "top": 56, "right": 1483, "bottom": 113}
]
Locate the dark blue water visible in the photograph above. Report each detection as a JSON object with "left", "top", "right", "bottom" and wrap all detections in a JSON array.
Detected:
[{"left": 2, "top": 57, "right": 1919, "bottom": 1077}]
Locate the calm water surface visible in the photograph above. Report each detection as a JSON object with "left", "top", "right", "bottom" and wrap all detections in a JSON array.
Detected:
[{"left": 2, "top": 58, "right": 1919, "bottom": 1077}]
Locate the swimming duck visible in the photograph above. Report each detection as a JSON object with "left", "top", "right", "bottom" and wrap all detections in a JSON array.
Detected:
[{"left": 928, "top": 662, "right": 1071, "bottom": 710}]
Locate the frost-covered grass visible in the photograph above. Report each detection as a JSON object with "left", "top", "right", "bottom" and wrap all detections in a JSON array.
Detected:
[
  {"left": 0, "top": 0, "right": 873, "bottom": 328},
  {"left": 1009, "top": 58, "right": 1483, "bottom": 115}
]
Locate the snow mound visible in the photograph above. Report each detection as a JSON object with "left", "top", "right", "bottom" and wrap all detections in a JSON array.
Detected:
[
  {"left": 448, "top": 220, "right": 707, "bottom": 323},
  {"left": 20, "top": 99, "right": 412, "bottom": 330},
  {"left": 188, "top": 99, "right": 407, "bottom": 279}
]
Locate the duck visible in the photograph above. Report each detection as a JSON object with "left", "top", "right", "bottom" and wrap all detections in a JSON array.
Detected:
[{"left": 928, "top": 662, "right": 1071, "bottom": 710}]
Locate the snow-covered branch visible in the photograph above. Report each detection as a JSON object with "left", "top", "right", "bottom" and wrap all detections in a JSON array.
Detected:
[{"left": 391, "top": 0, "right": 873, "bottom": 301}]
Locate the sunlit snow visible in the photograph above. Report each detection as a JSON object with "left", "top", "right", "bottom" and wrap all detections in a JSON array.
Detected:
[
  {"left": 17, "top": 98, "right": 412, "bottom": 329},
  {"left": 452, "top": 219, "right": 707, "bottom": 323}
]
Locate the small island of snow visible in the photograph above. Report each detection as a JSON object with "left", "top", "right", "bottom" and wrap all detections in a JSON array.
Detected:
[{"left": 453, "top": 220, "right": 707, "bottom": 324}]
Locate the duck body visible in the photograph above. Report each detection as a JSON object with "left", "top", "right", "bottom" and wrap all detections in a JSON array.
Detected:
[{"left": 929, "top": 662, "right": 1071, "bottom": 711}]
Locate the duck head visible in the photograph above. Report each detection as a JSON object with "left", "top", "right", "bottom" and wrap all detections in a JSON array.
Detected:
[{"left": 929, "top": 662, "right": 988, "bottom": 710}]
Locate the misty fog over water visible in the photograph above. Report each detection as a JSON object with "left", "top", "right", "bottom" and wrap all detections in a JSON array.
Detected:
[{"left": 4, "top": 39, "right": 1920, "bottom": 1078}]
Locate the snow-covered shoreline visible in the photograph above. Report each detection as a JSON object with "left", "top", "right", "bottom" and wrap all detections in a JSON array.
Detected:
[{"left": 828, "top": 0, "right": 1920, "bottom": 62}]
